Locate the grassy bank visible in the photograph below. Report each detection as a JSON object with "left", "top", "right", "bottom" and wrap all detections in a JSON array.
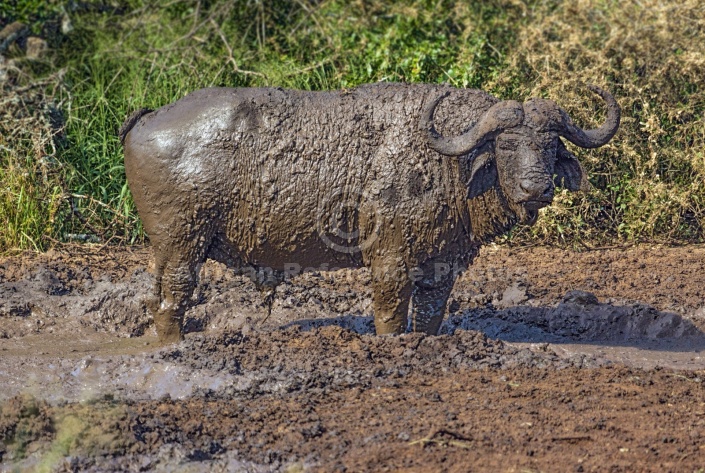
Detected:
[{"left": 1, "top": 0, "right": 703, "bottom": 251}]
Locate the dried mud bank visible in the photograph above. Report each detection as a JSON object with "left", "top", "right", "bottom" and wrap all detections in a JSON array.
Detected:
[
  {"left": 4, "top": 365, "right": 705, "bottom": 473},
  {"left": 2, "top": 244, "right": 705, "bottom": 471}
]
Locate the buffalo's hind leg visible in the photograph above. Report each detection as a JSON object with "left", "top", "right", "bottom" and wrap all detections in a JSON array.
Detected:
[
  {"left": 146, "top": 251, "right": 166, "bottom": 324},
  {"left": 152, "top": 241, "right": 207, "bottom": 343}
]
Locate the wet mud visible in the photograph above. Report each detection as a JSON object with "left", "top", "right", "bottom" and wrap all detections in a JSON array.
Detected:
[{"left": 2, "top": 244, "right": 705, "bottom": 471}]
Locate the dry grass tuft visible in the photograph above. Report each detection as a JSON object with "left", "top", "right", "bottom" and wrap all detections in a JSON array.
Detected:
[
  {"left": 492, "top": 0, "right": 705, "bottom": 244},
  {"left": 0, "top": 61, "right": 66, "bottom": 251}
]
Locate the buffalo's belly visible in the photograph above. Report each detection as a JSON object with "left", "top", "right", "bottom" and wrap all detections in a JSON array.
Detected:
[
  {"left": 213, "top": 226, "right": 363, "bottom": 273},
  {"left": 216, "top": 142, "right": 369, "bottom": 271}
]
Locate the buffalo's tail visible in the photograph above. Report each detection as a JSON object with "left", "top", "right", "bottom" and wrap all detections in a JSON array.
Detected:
[{"left": 118, "top": 108, "right": 153, "bottom": 146}]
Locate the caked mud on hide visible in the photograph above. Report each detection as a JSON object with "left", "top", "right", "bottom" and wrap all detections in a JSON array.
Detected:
[{"left": 121, "top": 82, "right": 619, "bottom": 342}]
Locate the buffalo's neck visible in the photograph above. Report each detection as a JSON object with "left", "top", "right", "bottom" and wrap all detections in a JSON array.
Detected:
[
  {"left": 464, "top": 188, "right": 520, "bottom": 243},
  {"left": 446, "top": 156, "right": 520, "bottom": 244}
]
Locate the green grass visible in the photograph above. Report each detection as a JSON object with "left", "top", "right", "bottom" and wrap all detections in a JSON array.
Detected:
[
  {"left": 0, "top": 0, "right": 62, "bottom": 34},
  {"left": 1, "top": 0, "right": 704, "bottom": 250}
]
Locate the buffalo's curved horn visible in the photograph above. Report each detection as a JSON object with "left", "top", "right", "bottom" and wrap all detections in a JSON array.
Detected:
[
  {"left": 420, "top": 92, "right": 524, "bottom": 157},
  {"left": 559, "top": 85, "right": 620, "bottom": 148}
]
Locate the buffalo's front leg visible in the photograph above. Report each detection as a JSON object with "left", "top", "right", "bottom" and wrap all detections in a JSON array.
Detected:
[
  {"left": 409, "top": 277, "right": 455, "bottom": 335},
  {"left": 370, "top": 258, "right": 412, "bottom": 335}
]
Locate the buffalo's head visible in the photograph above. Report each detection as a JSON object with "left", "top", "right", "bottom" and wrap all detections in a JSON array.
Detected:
[{"left": 420, "top": 85, "right": 620, "bottom": 224}]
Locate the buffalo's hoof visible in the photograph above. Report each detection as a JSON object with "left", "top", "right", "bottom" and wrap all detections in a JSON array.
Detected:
[
  {"left": 145, "top": 295, "right": 160, "bottom": 315},
  {"left": 373, "top": 318, "right": 407, "bottom": 336},
  {"left": 154, "top": 312, "right": 184, "bottom": 344},
  {"left": 157, "top": 327, "right": 183, "bottom": 344}
]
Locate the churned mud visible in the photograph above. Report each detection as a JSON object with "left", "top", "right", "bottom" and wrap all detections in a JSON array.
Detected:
[{"left": 2, "top": 244, "right": 705, "bottom": 471}]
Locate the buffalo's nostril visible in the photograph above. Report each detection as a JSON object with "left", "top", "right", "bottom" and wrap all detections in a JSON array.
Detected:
[
  {"left": 542, "top": 184, "right": 554, "bottom": 198},
  {"left": 520, "top": 181, "right": 552, "bottom": 198},
  {"left": 519, "top": 182, "right": 533, "bottom": 194},
  {"left": 519, "top": 181, "right": 554, "bottom": 204}
]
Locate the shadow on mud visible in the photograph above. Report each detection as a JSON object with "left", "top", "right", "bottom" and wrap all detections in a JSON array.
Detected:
[
  {"left": 287, "top": 292, "right": 705, "bottom": 353},
  {"left": 444, "top": 295, "right": 705, "bottom": 352},
  {"left": 283, "top": 314, "right": 375, "bottom": 334}
]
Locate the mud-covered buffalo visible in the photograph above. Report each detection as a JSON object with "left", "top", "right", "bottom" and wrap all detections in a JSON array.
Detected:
[{"left": 120, "top": 83, "right": 620, "bottom": 342}]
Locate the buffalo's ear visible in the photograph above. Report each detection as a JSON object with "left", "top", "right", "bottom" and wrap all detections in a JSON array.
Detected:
[
  {"left": 466, "top": 152, "right": 498, "bottom": 199},
  {"left": 554, "top": 140, "right": 590, "bottom": 192}
]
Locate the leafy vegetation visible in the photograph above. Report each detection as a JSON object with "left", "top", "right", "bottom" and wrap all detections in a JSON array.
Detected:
[{"left": 1, "top": 0, "right": 704, "bottom": 250}]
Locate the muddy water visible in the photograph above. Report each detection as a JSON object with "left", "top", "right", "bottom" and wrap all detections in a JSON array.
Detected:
[{"left": 2, "top": 245, "right": 705, "bottom": 404}]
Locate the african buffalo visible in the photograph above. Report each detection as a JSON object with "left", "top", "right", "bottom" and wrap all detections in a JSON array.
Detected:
[{"left": 120, "top": 82, "right": 619, "bottom": 342}]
